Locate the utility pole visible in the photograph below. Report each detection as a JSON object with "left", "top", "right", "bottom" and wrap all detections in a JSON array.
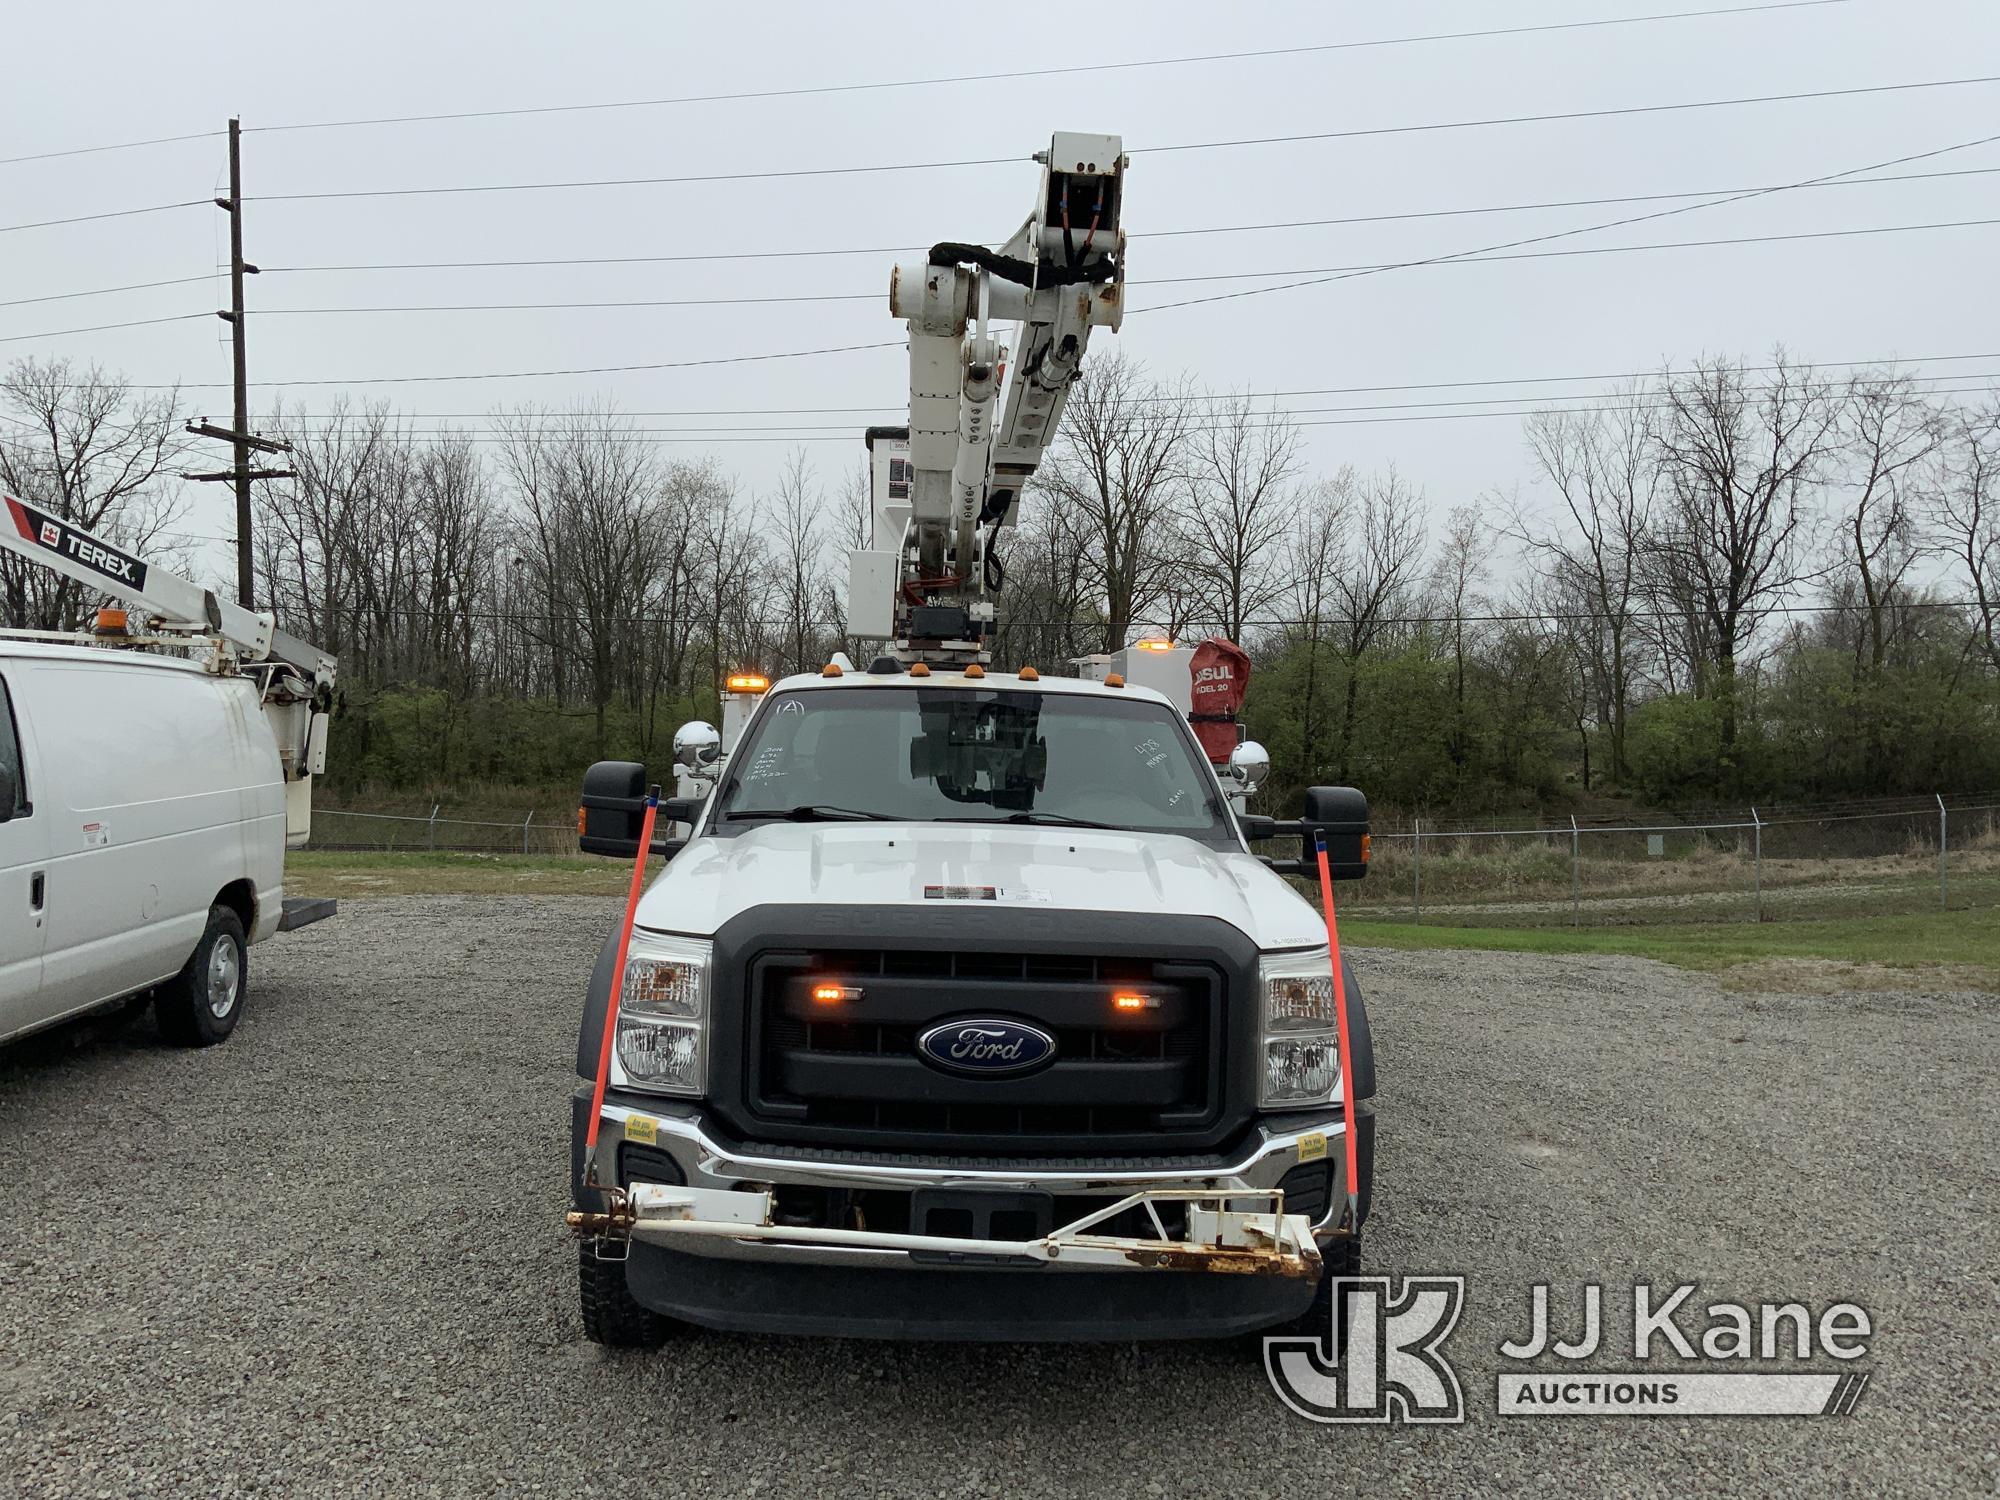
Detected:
[{"left": 186, "top": 117, "right": 292, "bottom": 608}]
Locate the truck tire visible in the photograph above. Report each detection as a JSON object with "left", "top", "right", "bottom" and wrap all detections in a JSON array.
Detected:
[
  {"left": 578, "top": 1247, "right": 671, "bottom": 1348},
  {"left": 1269, "top": 1234, "right": 1362, "bottom": 1345},
  {"left": 154, "top": 906, "right": 248, "bottom": 1048}
]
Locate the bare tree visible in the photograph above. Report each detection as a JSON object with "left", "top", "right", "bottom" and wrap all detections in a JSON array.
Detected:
[
  {"left": 1327, "top": 468, "right": 1427, "bottom": 781},
  {"left": 1929, "top": 394, "right": 2000, "bottom": 673},
  {"left": 497, "top": 406, "right": 664, "bottom": 756},
  {"left": 1032, "top": 355, "right": 1195, "bottom": 652},
  {"left": 993, "top": 490, "right": 1095, "bottom": 669},
  {"left": 1427, "top": 505, "right": 1488, "bottom": 784},
  {"left": 1517, "top": 390, "right": 1656, "bottom": 781},
  {"left": 0, "top": 358, "right": 188, "bottom": 629},
  {"left": 1180, "top": 395, "right": 1302, "bottom": 640},
  {"left": 1833, "top": 371, "right": 1943, "bottom": 676},
  {"left": 1275, "top": 474, "right": 1352, "bottom": 787},
  {"left": 1648, "top": 352, "right": 1843, "bottom": 753},
  {"left": 262, "top": 398, "right": 401, "bottom": 668},
  {"left": 770, "top": 449, "right": 828, "bottom": 674}
]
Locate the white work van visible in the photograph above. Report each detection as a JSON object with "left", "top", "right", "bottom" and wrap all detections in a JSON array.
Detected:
[{"left": 0, "top": 639, "right": 290, "bottom": 1046}]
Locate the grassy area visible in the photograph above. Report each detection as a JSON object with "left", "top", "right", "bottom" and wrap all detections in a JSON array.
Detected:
[
  {"left": 286, "top": 850, "right": 629, "bottom": 897},
  {"left": 1343, "top": 909, "right": 2000, "bottom": 992},
  {"left": 284, "top": 851, "right": 1999, "bottom": 993}
]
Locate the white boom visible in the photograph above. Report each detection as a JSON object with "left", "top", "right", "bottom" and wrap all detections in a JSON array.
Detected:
[
  {"left": 850, "top": 131, "right": 1126, "bottom": 662},
  {"left": 0, "top": 494, "right": 336, "bottom": 836}
]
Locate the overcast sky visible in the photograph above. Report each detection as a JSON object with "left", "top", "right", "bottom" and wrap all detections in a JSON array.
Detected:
[{"left": 2, "top": 0, "right": 1996, "bottom": 580}]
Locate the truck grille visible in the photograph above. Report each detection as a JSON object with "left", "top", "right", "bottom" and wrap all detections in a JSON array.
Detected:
[{"left": 743, "top": 948, "right": 1225, "bottom": 1149}]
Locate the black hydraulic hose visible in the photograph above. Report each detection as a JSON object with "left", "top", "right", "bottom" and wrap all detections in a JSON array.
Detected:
[{"left": 926, "top": 242, "right": 1114, "bottom": 288}]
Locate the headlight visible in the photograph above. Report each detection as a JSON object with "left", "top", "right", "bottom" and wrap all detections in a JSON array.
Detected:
[
  {"left": 611, "top": 932, "right": 710, "bottom": 1098},
  {"left": 1258, "top": 947, "right": 1341, "bottom": 1109}
]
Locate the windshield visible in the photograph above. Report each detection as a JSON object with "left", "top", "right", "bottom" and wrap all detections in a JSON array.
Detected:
[{"left": 710, "top": 685, "right": 1236, "bottom": 845}]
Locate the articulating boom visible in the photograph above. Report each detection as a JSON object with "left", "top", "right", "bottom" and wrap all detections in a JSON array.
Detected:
[{"left": 850, "top": 131, "right": 1126, "bottom": 662}]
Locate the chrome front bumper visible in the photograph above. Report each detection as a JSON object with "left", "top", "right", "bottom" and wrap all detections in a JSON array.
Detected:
[{"left": 573, "top": 1102, "right": 1353, "bottom": 1275}]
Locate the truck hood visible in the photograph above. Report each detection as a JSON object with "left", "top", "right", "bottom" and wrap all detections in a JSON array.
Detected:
[{"left": 634, "top": 821, "right": 1325, "bottom": 952}]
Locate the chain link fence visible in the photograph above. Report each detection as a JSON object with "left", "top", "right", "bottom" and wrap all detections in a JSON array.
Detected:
[
  {"left": 307, "top": 791, "right": 2000, "bottom": 926},
  {"left": 1334, "top": 793, "right": 2000, "bottom": 927},
  {"left": 308, "top": 806, "right": 582, "bottom": 858}
]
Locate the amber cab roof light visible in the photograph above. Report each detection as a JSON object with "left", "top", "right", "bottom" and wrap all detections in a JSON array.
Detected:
[{"left": 725, "top": 671, "right": 770, "bottom": 694}]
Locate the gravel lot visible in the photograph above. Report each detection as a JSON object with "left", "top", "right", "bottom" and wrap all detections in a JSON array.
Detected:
[{"left": 2, "top": 895, "right": 1994, "bottom": 1498}]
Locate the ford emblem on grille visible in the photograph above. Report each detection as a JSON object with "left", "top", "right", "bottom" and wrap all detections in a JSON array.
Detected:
[{"left": 916, "top": 1018, "right": 1057, "bottom": 1076}]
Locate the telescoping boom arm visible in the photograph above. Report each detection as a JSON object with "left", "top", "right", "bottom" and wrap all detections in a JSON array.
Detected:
[
  {"left": 1, "top": 494, "right": 336, "bottom": 840},
  {"left": 1, "top": 494, "right": 335, "bottom": 688},
  {"left": 855, "top": 131, "right": 1126, "bottom": 662}
]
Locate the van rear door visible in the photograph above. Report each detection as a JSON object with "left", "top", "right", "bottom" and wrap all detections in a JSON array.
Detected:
[{"left": 0, "top": 668, "right": 51, "bottom": 1034}]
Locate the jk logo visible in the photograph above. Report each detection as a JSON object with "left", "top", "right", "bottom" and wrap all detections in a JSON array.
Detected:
[{"left": 1264, "top": 1276, "right": 1466, "bottom": 1424}]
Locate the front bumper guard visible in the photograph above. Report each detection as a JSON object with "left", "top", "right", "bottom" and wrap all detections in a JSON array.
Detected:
[{"left": 568, "top": 1182, "right": 1324, "bottom": 1278}]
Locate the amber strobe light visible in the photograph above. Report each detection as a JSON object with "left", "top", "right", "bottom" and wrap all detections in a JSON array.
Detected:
[
  {"left": 1112, "top": 991, "right": 1158, "bottom": 1012},
  {"left": 811, "top": 983, "right": 861, "bottom": 1005},
  {"left": 725, "top": 672, "right": 770, "bottom": 693}
]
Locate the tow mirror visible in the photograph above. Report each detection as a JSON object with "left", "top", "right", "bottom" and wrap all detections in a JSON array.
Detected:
[
  {"left": 578, "top": 760, "right": 700, "bottom": 859},
  {"left": 1301, "top": 786, "right": 1371, "bottom": 881}
]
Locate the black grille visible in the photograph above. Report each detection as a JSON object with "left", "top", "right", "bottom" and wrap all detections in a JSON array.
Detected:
[{"left": 745, "top": 948, "right": 1224, "bottom": 1148}]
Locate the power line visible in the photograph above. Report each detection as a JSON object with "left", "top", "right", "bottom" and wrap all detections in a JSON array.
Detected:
[
  {"left": 240, "top": 3, "right": 1855, "bottom": 136},
  {"left": 263, "top": 353, "right": 2000, "bottom": 419},
  {"left": 255, "top": 383, "right": 2000, "bottom": 445},
  {"left": 0, "top": 199, "right": 208, "bottom": 237},
  {"left": 253, "top": 165, "right": 2000, "bottom": 275},
  {"left": 103, "top": 339, "right": 910, "bottom": 391},
  {"left": 17, "top": 215, "right": 1992, "bottom": 336},
  {"left": 0, "top": 274, "right": 216, "bottom": 310},
  {"left": 0, "top": 129, "right": 221, "bottom": 170},
  {"left": 246, "top": 76, "right": 2000, "bottom": 205},
  {"left": 0, "top": 312, "right": 213, "bottom": 346},
  {"left": 1132, "top": 128, "right": 2000, "bottom": 315},
  {"left": 1138, "top": 216, "right": 2000, "bottom": 287},
  {"left": 265, "top": 373, "right": 2000, "bottom": 437},
  {"left": 240, "top": 217, "right": 2000, "bottom": 320}
]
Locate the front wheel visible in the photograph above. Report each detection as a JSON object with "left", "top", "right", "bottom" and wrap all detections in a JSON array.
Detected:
[
  {"left": 1268, "top": 1234, "right": 1362, "bottom": 1345},
  {"left": 154, "top": 906, "right": 248, "bottom": 1047},
  {"left": 578, "top": 1246, "right": 672, "bottom": 1348}
]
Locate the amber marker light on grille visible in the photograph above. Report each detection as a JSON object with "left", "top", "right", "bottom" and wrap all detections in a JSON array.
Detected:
[
  {"left": 1112, "top": 991, "right": 1159, "bottom": 1012},
  {"left": 811, "top": 983, "right": 862, "bottom": 1005}
]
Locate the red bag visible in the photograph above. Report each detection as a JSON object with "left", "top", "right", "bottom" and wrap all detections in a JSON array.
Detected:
[{"left": 1187, "top": 638, "right": 1250, "bottom": 765}]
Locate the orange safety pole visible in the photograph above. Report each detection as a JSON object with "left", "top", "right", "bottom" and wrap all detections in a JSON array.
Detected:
[
  {"left": 583, "top": 790, "right": 659, "bottom": 1172},
  {"left": 1313, "top": 830, "right": 1362, "bottom": 1232}
]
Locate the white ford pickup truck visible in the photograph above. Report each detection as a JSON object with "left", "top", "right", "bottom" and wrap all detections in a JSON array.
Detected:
[{"left": 564, "top": 662, "right": 1374, "bottom": 1343}]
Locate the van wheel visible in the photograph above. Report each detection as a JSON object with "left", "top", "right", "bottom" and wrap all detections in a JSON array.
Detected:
[
  {"left": 155, "top": 906, "right": 248, "bottom": 1047},
  {"left": 578, "top": 1246, "right": 671, "bottom": 1348}
]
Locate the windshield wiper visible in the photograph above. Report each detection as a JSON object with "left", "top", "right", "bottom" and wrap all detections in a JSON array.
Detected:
[
  {"left": 726, "top": 804, "right": 899, "bottom": 823},
  {"left": 942, "top": 811, "right": 1122, "bottom": 831}
]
